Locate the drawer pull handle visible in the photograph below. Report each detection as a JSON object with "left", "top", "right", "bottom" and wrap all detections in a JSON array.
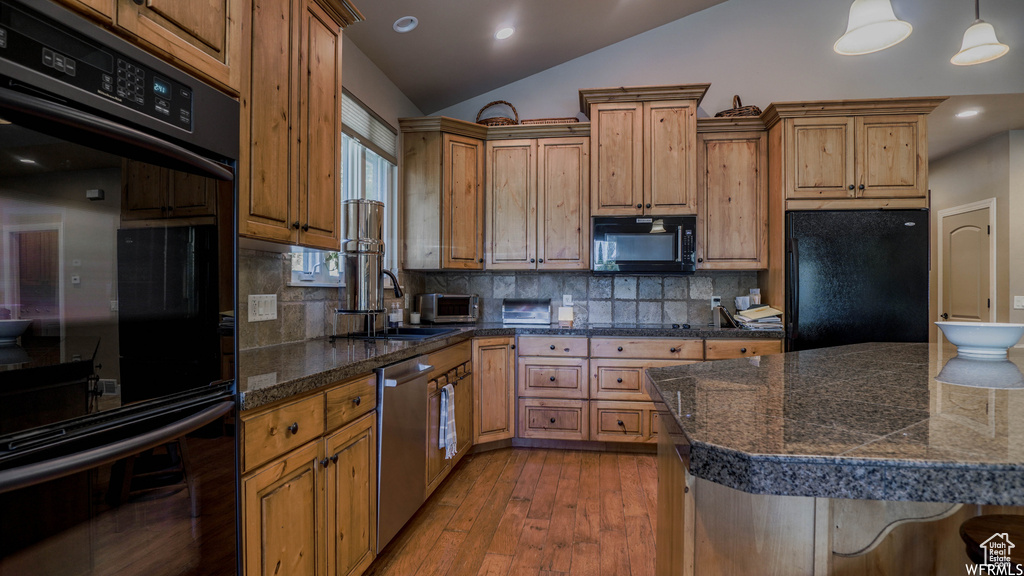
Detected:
[
  {"left": 550, "top": 417, "right": 556, "bottom": 424},
  {"left": 617, "top": 346, "right": 623, "bottom": 352},
  {"left": 670, "top": 347, "right": 677, "bottom": 353},
  {"left": 740, "top": 347, "right": 748, "bottom": 353},
  {"left": 550, "top": 345, "right": 556, "bottom": 350},
  {"left": 549, "top": 376, "right": 556, "bottom": 382},
  {"left": 353, "top": 396, "right": 361, "bottom": 406},
  {"left": 320, "top": 458, "right": 330, "bottom": 468},
  {"left": 287, "top": 422, "right": 299, "bottom": 435},
  {"left": 617, "top": 378, "right": 623, "bottom": 383}
]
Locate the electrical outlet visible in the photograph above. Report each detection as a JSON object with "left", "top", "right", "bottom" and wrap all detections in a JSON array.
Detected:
[
  {"left": 711, "top": 295, "right": 722, "bottom": 309},
  {"left": 248, "top": 294, "right": 278, "bottom": 322},
  {"left": 1015, "top": 296, "right": 1024, "bottom": 310},
  {"left": 562, "top": 294, "right": 573, "bottom": 307}
]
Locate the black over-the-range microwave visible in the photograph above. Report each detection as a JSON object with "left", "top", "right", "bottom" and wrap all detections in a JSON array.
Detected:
[{"left": 592, "top": 216, "right": 697, "bottom": 274}]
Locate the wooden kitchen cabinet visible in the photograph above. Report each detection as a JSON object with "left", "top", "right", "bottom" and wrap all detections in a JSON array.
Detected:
[
  {"left": 581, "top": 85, "right": 707, "bottom": 216},
  {"left": 485, "top": 137, "right": 590, "bottom": 270},
  {"left": 325, "top": 413, "right": 377, "bottom": 576},
  {"left": 57, "top": 0, "right": 114, "bottom": 22},
  {"left": 239, "top": 0, "right": 360, "bottom": 251},
  {"left": 121, "top": 159, "right": 218, "bottom": 220},
  {"left": 115, "top": 0, "right": 245, "bottom": 94},
  {"left": 472, "top": 337, "right": 516, "bottom": 443},
  {"left": 401, "top": 118, "right": 487, "bottom": 270},
  {"left": 696, "top": 125, "right": 768, "bottom": 270}
]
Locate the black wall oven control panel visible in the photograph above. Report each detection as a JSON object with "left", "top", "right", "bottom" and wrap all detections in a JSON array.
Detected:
[{"left": 0, "top": 0, "right": 193, "bottom": 131}]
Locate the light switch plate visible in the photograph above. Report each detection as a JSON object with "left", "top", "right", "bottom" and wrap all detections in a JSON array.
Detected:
[
  {"left": 711, "top": 295, "right": 721, "bottom": 309},
  {"left": 1015, "top": 296, "right": 1024, "bottom": 310},
  {"left": 248, "top": 294, "right": 278, "bottom": 322},
  {"left": 562, "top": 294, "right": 573, "bottom": 307}
]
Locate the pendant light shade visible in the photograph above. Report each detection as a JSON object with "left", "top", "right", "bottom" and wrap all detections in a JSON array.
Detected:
[
  {"left": 834, "top": 0, "right": 913, "bottom": 55},
  {"left": 951, "top": 1, "right": 1008, "bottom": 65}
]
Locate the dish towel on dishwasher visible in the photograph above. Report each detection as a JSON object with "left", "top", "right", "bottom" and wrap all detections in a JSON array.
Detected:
[{"left": 439, "top": 383, "right": 457, "bottom": 460}]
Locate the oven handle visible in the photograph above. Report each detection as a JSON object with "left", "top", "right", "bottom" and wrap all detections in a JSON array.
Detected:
[
  {"left": 0, "top": 84, "right": 232, "bottom": 181},
  {"left": 0, "top": 401, "right": 233, "bottom": 495}
]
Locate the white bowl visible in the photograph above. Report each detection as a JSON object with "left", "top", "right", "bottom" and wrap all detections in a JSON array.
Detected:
[
  {"left": 935, "top": 321, "right": 1024, "bottom": 359},
  {"left": 936, "top": 356, "right": 1024, "bottom": 389},
  {"left": 0, "top": 319, "right": 32, "bottom": 346}
]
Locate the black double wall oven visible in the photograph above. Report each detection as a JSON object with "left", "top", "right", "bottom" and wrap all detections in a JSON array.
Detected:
[{"left": 0, "top": 0, "right": 239, "bottom": 574}]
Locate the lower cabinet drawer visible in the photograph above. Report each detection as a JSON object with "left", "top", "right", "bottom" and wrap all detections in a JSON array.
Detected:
[
  {"left": 590, "top": 401, "right": 656, "bottom": 443},
  {"left": 324, "top": 374, "right": 376, "bottom": 432},
  {"left": 242, "top": 393, "right": 325, "bottom": 472},
  {"left": 704, "top": 339, "right": 783, "bottom": 360},
  {"left": 517, "top": 357, "right": 588, "bottom": 399},
  {"left": 518, "top": 399, "right": 588, "bottom": 440},
  {"left": 590, "top": 358, "right": 695, "bottom": 401}
]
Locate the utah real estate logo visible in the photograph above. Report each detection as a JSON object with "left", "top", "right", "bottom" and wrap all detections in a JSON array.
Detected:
[{"left": 966, "top": 532, "right": 1021, "bottom": 575}]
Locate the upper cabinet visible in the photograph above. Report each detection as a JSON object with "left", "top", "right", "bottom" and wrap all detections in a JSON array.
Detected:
[
  {"left": 122, "top": 159, "right": 219, "bottom": 221},
  {"left": 485, "top": 135, "right": 589, "bottom": 270},
  {"left": 54, "top": 0, "right": 245, "bottom": 94},
  {"left": 581, "top": 85, "right": 707, "bottom": 216},
  {"left": 238, "top": 0, "right": 362, "bottom": 251},
  {"left": 401, "top": 119, "right": 487, "bottom": 270},
  {"left": 696, "top": 119, "right": 768, "bottom": 270},
  {"left": 763, "top": 98, "right": 945, "bottom": 210}
]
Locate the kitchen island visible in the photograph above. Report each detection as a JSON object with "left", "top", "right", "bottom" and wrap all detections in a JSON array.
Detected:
[{"left": 646, "top": 342, "right": 1024, "bottom": 575}]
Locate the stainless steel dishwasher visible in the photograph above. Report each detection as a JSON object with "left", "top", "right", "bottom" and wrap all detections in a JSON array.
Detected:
[{"left": 376, "top": 355, "right": 432, "bottom": 553}]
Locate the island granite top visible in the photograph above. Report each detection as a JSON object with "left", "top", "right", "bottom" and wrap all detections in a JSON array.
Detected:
[
  {"left": 645, "top": 342, "right": 1024, "bottom": 505},
  {"left": 237, "top": 322, "right": 781, "bottom": 411}
]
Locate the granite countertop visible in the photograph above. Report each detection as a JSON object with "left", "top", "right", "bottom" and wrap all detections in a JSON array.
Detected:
[
  {"left": 238, "top": 322, "right": 782, "bottom": 411},
  {"left": 646, "top": 342, "right": 1024, "bottom": 505}
]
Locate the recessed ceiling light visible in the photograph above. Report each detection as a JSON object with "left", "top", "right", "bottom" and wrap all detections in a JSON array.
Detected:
[
  {"left": 18, "top": 158, "right": 36, "bottom": 164},
  {"left": 393, "top": 16, "right": 418, "bottom": 33},
  {"left": 495, "top": 27, "right": 515, "bottom": 40},
  {"left": 956, "top": 110, "right": 980, "bottom": 118}
]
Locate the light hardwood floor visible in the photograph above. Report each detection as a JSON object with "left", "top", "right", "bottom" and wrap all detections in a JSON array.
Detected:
[{"left": 365, "top": 448, "right": 658, "bottom": 576}]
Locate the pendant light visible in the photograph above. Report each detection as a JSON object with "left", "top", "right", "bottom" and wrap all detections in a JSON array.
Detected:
[
  {"left": 951, "top": 0, "right": 1009, "bottom": 66},
  {"left": 834, "top": 0, "right": 913, "bottom": 55}
]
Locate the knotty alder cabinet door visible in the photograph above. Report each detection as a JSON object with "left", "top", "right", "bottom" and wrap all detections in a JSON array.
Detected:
[
  {"left": 442, "top": 133, "right": 486, "bottom": 269},
  {"left": 121, "top": 159, "right": 219, "bottom": 220},
  {"left": 590, "top": 100, "right": 697, "bottom": 216},
  {"left": 696, "top": 130, "right": 768, "bottom": 270},
  {"left": 485, "top": 137, "right": 589, "bottom": 270},
  {"left": 114, "top": 0, "right": 244, "bottom": 94},
  {"left": 472, "top": 337, "right": 516, "bottom": 443},
  {"left": 239, "top": 0, "right": 354, "bottom": 251},
  {"left": 325, "top": 413, "right": 377, "bottom": 576}
]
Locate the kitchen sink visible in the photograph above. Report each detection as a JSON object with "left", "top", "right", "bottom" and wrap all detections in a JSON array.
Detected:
[{"left": 336, "top": 326, "right": 461, "bottom": 341}]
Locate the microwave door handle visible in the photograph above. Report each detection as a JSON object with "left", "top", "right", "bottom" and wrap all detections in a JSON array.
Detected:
[
  {"left": 0, "top": 85, "right": 232, "bottom": 181},
  {"left": 676, "top": 228, "right": 683, "bottom": 262}
]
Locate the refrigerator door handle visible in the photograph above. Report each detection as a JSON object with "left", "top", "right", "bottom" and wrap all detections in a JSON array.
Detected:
[
  {"left": 787, "top": 238, "right": 799, "bottom": 343},
  {"left": 0, "top": 401, "right": 233, "bottom": 495}
]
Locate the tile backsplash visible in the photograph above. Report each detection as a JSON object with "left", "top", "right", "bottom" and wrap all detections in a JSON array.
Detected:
[
  {"left": 239, "top": 247, "right": 759, "bottom": 350},
  {"left": 419, "top": 270, "right": 760, "bottom": 326}
]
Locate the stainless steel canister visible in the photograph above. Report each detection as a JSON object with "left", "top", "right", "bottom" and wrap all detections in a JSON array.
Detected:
[{"left": 340, "top": 199, "right": 388, "bottom": 312}]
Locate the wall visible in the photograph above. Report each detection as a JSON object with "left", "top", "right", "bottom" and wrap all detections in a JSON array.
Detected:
[
  {"left": 432, "top": 0, "right": 1024, "bottom": 119},
  {"left": 342, "top": 35, "right": 423, "bottom": 128},
  {"left": 928, "top": 132, "right": 1011, "bottom": 341},
  {"left": 1010, "top": 130, "right": 1024, "bottom": 326},
  {"left": 421, "top": 271, "right": 759, "bottom": 327}
]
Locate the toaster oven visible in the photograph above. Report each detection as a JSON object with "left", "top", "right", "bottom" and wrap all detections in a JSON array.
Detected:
[{"left": 415, "top": 294, "right": 479, "bottom": 323}]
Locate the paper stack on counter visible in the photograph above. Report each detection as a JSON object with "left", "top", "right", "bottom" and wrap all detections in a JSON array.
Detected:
[{"left": 735, "top": 305, "right": 783, "bottom": 331}]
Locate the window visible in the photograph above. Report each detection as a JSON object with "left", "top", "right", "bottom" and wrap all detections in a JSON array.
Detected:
[{"left": 289, "top": 91, "right": 399, "bottom": 286}]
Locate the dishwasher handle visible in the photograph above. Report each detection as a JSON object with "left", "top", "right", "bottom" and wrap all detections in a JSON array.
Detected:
[{"left": 383, "top": 363, "right": 433, "bottom": 387}]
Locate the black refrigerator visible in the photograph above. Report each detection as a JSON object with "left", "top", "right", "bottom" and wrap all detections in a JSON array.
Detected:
[{"left": 785, "top": 210, "right": 930, "bottom": 352}]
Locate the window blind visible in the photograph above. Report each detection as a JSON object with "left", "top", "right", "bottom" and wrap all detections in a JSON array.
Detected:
[{"left": 341, "top": 91, "right": 398, "bottom": 165}]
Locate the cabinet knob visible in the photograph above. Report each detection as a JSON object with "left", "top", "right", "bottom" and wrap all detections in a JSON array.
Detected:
[
  {"left": 292, "top": 221, "right": 300, "bottom": 229},
  {"left": 670, "top": 347, "right": 677, "bottom": 353},
  {"left": 636, "top": 203, "right": 643, "bottom": 209},
  {"left": 848, "top": 184, "right": 855, "bottom": 190},
  {"left": 353, "top": 396, "right": 361, "bottom": 406},
  {"left": 740, "top": 347, "right": 748, "bottom": 353},
  {"left": 617, "top": 420, "right": 625, "bottom": 427},
  {"left": 697, "top": 258, "right": 703, "bottom": 263},
  {"left": 538, "top": 258, "right": 544, "bottom": 263},
  {"left": 330, "top": 454, "right": 338, "bottom": 464},
  {"left": 645, "top": 203, "right": 651, "bottom": 209},
  {"left": 479, "top": 258, "right": 485, "bottom": 263},
  {"left": 858, "top": 184, "right": 865, "bottom": 190},
  {"left": 550, "top": 345, "right": 556, "bottom": 350},
  {"left": 617, "top": 346, "right": 623, "bottom": 352},
  {"left": 617, "top": 378, "right": 623, "bottom": 383},
  {"left": 320, "top": 458, "right": 330, "bottom": 468},
  {"left": 530, "top": 258, "right": 536, "bottom": 263},
  {"left": 511, "top": 344, "right": 516, "bottom": 350},
  {"left": 549, "top": 376, "right": 556, "bottom": 382},
  {"left": 302, "top": 223, "right": 310, "bottom": 231},
  {"left": 287, "top": 422, "right": 299, "bottom": 435},
  {"left": 550, "top": 417, "right": 556, "bottom": 424}
]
